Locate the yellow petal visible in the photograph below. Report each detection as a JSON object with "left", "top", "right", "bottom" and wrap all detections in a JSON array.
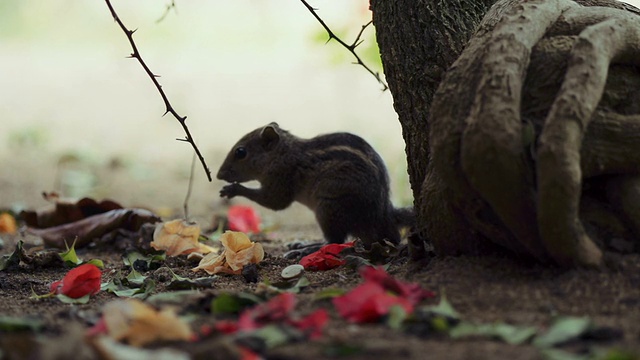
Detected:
[
  {"left": 102, "top": 299, "right": 193, "bottom": 347},
  {"left": 220, "top": 231, "right": 253, "bottom": 252},
  {"left": 150, "top": 219, "right": 212, "bottom": 256},
  {"left": 192, "top": 231, "right": 264, "bottom": 274},
  {"left": 191, "top": 251, "right": 227, "bottom": 275}
]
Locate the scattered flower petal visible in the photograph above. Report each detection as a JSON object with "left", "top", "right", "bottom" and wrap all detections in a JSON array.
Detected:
[
  {"left": 0, "top": 213, "right": 17, "bottom": 234},
  {"left": 228, "top": 205, "right": 261, "bottom": 233},
  {"left": 50, "top": 263, "right": 101, "bottom": 299},
  {"left": 215, "top": 292, "right": 327, "bottom": 340},
  {"left": 332, "top": 266, "right": 434, "bottom": 323},
  {"left": 151, "top": 219, "right": 215, "bottom": 256},
  {"left": 90, "top": 299, "right": 193, "bottom": 347},
  {"left": 193, "top": 231, "right": 264, "bottom": 275},
  {"left": 360, "top": 266, "right": 435, "bottom": 304},
  {"left": 299, "top": 243, "right": 354, "bottom": 271}
]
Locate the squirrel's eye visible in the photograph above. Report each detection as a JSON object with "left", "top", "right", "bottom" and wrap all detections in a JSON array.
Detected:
[{"left": 234, "top": 147, "right": 247, "bottom": 160}]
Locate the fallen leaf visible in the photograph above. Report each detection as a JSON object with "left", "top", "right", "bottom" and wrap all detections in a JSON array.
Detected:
[
  {"left": 90, "top": 299, "right": 193, "bottom": 347},
  {"left": 450, "top": 322, "right": 537, "bottom": 345},
  {"left": 299, "top": 243, "right": 354, "bottom": 271},
  {"left": 0, "top": 240, "right": 26, "bottom": 271},
  {"left": 0, "top": 316, "right": 44, "bottom": 332},
  {"left": 22, "top": 196, "right": 123, "bottom": 229},
  {"left": 28, "top": 208, "right": 160, "bottom": 248},
  {"left": 228, "top": 205, "right": 261, "bottom": 233},
  {"left": 533, "top": 316, "right": 593, "bottom": 348},
  {"left": 91, "top": 336, "right": 190, "bottom": 360},
  {"left": 192, "top": 231, "right": 264, "bottom": 275},
  {"left": 0, "top": 213, "right": 17, "bottom": 234},
  {"left": 151, "top": 219, "right": 216, "bottom": 256},
  {"left": 50, "top": 263, "right": 101, "bottom": 299}
]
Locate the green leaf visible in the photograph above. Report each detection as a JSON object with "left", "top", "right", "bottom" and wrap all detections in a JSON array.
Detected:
[
  {"left": 56, "top": 293, "right": 92, "bottom": 304},
  {"left": 424, "top": 294, "right": 460, "bottom": 321},
  {"left": 59, "top": 239, "right": 82, "bottom": 267},
  {"left": 167, "top": 276, "right": 217, "bottom": 290},
  {"left": 323, "top": 344, "right": 363, "bottom": 357},
  {"left": 533, "top": 316, "right": 592, "bottom": 348},
  {"left": 248, "top": 324, "right": 300, "bottom": 349},
  {"left": 0, "top": 240, "right": 24, "bottom": 271},
  {"left": 313, "top": 288, "right": 347, "bottom": 301},
  {"left": 126, "top": 269, "right": 147, "bottom": 286},
  {"left": 386, "top": 305, "right": 408, "bottom": 330},
  {"left": 540, "top": 348, "right": 589, "bottom": 360},
  {"left": 212, "top": 293, "right": 242, "bottom": 314},
  {"left": 123, "top": 251, "right": 165, "bottom": 270},
  {"left": 211, "top": 292, "right": 261, "bottom": 314},
  {"left": 102, "top": 275, "right": 155, "bottom": 299},
  {"left": 86, "top": 258, "right": 104, "bottom": 269},
  {"left": 146, "top": 290, "right": 201, "bottom": 305},
  {"left": 0, "top": 316, "right": 44, "bottom": 332},
  {"left": 450, "top": 322, "right": 537, "bottom": 345}
]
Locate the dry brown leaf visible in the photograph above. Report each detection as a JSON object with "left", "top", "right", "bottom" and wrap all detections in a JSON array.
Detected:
[
  {"left": 150, "top": 219, "right": 216, "bottom": 256},
  {"left": 101, "top": 299, "right": 193, "bottom": 347},
  {"left": 28, "top": 208, "right": 160, "bottom": 248},
  {"left": 192, "top": 231, "right": 264, "bottom": 275}
]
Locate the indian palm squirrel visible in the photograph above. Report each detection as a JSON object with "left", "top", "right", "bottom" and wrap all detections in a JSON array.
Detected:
[{"left": 217, "top": 122, "right": 414, "bottom": 248}]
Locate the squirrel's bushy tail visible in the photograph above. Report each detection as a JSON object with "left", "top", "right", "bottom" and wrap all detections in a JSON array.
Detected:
[{"left": 392, "top": 207, "right": 416, "bottom": 228}]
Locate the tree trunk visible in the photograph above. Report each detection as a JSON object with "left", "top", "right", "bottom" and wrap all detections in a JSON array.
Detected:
[{"left": 370, "top": 0, "right": 640, "bottom": 265}]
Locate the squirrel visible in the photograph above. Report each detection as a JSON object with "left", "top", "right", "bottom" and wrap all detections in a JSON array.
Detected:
[{"left": 217, "top": 122, "right": 414, "bottom": 249}]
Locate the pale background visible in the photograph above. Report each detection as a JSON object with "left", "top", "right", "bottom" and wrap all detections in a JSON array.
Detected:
[{"left": 1, "top": 0, "right": 638, "bottom": 225}]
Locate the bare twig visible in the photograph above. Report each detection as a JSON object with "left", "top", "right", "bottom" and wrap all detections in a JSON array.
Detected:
[
  {"left": 183, "top": 153, "right": 196, "bottom": 220},
  {"left": 104, "top": 0, "right": 212, "bottom": 181},
  {"left": 299, "top": 0, "right": 388, "bottom": 91},
  {"left": 156, "top": 0, "right": 177, "bottom": 23}
]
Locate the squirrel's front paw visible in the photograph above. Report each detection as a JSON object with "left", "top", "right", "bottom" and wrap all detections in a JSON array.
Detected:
[{"left": 220, "top": 183, "right": 242, "bottom": 198}]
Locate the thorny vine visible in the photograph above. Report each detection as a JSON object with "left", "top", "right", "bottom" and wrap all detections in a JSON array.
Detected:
[
  {"left": 299, "top": 0, "right": 388, "bottom": 91},
  {"left": 104, "top": 0, "right": 212, "bottom": 182}
]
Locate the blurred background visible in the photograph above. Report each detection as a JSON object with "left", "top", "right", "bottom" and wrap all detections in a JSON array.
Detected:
[{"left": 1, "top": 0, "right": 638, "bottom": 226}]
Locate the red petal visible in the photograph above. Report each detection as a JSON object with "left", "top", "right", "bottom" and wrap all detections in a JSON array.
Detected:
[
  {"left": 50, "top": 280, "right": 63, "bottom": 294},
  {"left": 237, "top": 292, "right": 296, "bottom": 330},
  {"left": 214, "top": 320, "right": 240, "bottom": 334},
  {"left": 299, "top": 242, "right": 354, "bottom": 271},
  {"left": 228, "top": 206, "right": 261, "bottom": 233},
  {"left": 332, "top": 281, "right": 385, "bottom": 322},
  {"left": 56, "top": 263, "right": 102, "bottom": 299},
  {"left": 290, "top": 309, "right": 328, "bottom": 339},
  {"left": 86, "top": 317, "right": 109, "bottom": 337},
  {"left": 360, "top": 266, "right": 435, "bottom": 305}
]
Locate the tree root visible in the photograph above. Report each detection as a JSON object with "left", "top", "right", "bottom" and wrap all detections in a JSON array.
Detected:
[{"left": 427, "top": 0, "right": 640, "bottom": 266}]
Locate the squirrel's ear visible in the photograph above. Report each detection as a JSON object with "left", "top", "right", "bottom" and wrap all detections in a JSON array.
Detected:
[{"left": 260, "top": 124, "right": 280, "bottom": 151}]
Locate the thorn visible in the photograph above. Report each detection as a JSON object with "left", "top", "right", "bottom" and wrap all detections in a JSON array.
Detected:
[
  {"left": 354, "top": 40, "right": 364, "bottom": 48},
  {"left": 126, "top": 54, "right": 134, "bottom": 58},
  {"left": 163, "top": 110, "right": 170, "bottom": 116}
]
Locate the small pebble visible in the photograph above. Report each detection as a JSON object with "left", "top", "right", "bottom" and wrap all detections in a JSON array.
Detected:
[{"left": 281, "top": 264, "right": 305, "bottom": 280}]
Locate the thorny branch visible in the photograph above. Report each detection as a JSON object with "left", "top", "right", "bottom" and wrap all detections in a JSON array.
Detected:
[
  {"left": 156, "top": 0, "right": 177, "bottom": 23},
  {"left": 104, "top": 0, "right": 212, "bottom": 181},
  {"left": 299, "top": 0, "right": 388, "bottom": 91}
]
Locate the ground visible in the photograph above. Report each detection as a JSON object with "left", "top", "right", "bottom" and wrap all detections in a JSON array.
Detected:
[{"left": 1, "top": 206, "right": 639, "bottom": 359}]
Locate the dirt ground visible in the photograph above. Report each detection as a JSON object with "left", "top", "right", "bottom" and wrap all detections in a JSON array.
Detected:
[{"left": 1, "top": 183, "right": 640, "bottom": 359}]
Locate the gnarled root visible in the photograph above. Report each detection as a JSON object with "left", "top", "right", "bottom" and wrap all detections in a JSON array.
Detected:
[{"left": 427, "top": 0, "right": 640, "bottom": 267}]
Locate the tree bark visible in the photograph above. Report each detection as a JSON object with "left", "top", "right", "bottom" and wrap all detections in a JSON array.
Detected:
[{"left": 370, "top": 0, "right": 640, "bottom": 265}]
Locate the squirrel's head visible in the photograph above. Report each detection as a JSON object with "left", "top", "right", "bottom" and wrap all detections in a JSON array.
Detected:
[{"left": 217, "top": 122, "right": 283, "bottom": 183}]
